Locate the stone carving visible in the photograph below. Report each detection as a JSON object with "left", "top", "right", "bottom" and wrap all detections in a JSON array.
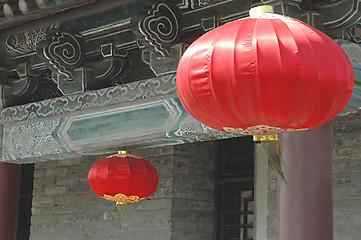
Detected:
[
  {"left": 188, "top": 0, "right": 222, "bottom": 9},
  {"left": 13, "top": 62, "right": 39, "bottom": 97},
  {"left": 38, "top": 32, "right": 134, "bottom": 94},
  {"left": 2, "top": 63, "right": 45, "bottom": 107},
  {"left": 136, "top": 1, "right": 180, "bottom": 57},
  {"left": 350, "top": 22, "right": 361, "bottom": 43},
  {"left": 3, "top": 118, "right": 63, "bottom": 160},
  {"left": 141, "top": 44, "right": 184, "bottom": 76},
  {"left": 38, "top": 30, "right": 85, "bottom": 95},
  {"left": 86, "top": 43, "right": 131, "bottom": 90},
  {"left": 198, "top": 0, "right": 213, "bottom": 6},
  {"left": 0, "top": 74, "right": 177, "bottom": 124},
  {"left": 201, "top": 16, "right": 217, "bottom": 31},
  {"left": 5, "top": 28, "right": 47, "bottom": 56},
  {"left": 322, "top": 0, "right": 361, "bottom": 29},
  {"left": 178, "top": 0, "right": 190, "bottom": 9},
  {"left": 39, "top": 30, "right": 84, "bottom": 80}
]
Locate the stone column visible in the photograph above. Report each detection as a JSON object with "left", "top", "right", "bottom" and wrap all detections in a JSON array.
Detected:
[
  {"left": 278, "top": 122, "right": 333, "bottom": 240},
  {"left": 0, "top": 163, "right": 21, "bottom": 240}
]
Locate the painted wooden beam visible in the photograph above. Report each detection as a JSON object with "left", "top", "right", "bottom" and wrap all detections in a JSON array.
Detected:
[{"left": 0, "top": 74, "right": 240, "bottom": 163}]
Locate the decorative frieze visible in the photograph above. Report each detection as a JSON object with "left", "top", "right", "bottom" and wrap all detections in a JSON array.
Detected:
[
  {"left": 1, "top": 74, "right": 177, "bottom": 124},
  {"left": 1, "top": 74, "right": 240, "bottom": 163}
]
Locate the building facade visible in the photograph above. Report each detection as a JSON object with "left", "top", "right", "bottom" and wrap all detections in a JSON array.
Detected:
[{"left": 0, "top": 0, "right": 359, "bottom": 239}]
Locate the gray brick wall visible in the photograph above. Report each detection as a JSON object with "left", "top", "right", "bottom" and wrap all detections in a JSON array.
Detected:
[
  {"left": 171, "top": 143, "right": 216, "bottom": 240},
  {"left": 266, "top": 114, "right": 361, "bottom": 240},
  {"left": 266, "top": 165, "right": 277, "bottom": 240},
  {"left": 30, "top": 152, "right": 173, "bottom": 240},
  {"left": 332, "top": 115, "right": 361, "bottom": 240},
  {"left": 30, "top": 142, "right": 216, "bottom": 240}
]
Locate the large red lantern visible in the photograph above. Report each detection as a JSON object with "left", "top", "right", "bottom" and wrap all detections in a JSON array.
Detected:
[
  {"left": 88, "top": 151, "right": 159, "bottom": 204},
  {"left": 176, "top": 9, "right": 354, "bottom": 135}
]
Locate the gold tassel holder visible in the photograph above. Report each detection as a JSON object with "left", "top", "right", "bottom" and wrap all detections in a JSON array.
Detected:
[{"left": 254, "top": 134, "right": 287, "bottom": 183}]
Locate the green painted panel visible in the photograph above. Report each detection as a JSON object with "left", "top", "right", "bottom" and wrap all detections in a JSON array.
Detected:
[{"left": 66, "top": 104, "right": 171, "bottom": 142}]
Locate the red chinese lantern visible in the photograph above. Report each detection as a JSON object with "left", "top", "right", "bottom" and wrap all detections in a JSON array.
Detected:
[
  {"left": 176, "top": 8, "right": 354, "bottom": 135},
  {"left": 88, "top": 151, "right": 159, "bottom": 204}
]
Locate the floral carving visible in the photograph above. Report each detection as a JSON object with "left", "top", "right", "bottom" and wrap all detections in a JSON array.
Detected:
[{"left": 5, "top": 119, "right": 62, "bottom": 159}]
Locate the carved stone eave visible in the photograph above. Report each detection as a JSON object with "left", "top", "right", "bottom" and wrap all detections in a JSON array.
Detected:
[{"left": 2, "top": 0, "right": 361, "bottom": 107}]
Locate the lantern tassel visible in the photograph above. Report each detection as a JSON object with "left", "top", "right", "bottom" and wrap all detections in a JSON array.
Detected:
[
  {"left": 116, "top": 203, "right": 130, "bottom": 216},
  {"left": 255, "top": 135, "right": 287, "bottom": 184}
]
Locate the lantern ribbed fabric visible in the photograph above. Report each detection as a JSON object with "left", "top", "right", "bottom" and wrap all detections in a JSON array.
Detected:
[
  {"left": 176, "top": 13, "right": 354, "bottom": 135},
  {"left": 88, "top": 153, "right": 158, "bottom": 204}
]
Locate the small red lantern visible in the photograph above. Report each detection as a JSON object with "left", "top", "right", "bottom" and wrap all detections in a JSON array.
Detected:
[
  {"left": 88, "top": 151, "right": 159, "bottom": 204},
  {"left": 176, "top": 9, "right": 354, "bottom": 135}
]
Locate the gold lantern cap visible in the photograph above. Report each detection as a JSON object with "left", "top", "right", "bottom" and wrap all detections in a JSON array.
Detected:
[{"left": 249, "top": 5, "right": 274, "bottom": 17}]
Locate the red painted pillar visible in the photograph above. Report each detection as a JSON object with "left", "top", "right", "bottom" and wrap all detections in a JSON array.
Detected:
[
  {"left": 0, "top": 163, "right": 21, "bottom": 240},
  {"left": 278, "top": 122, "right": 333, "bottom": 240}
]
